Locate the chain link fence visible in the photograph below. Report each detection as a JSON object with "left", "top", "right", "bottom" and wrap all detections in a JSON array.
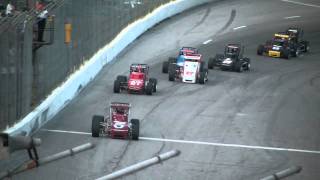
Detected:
[{"left": 0, "top": 0, "right": 171, "bottom": 130}]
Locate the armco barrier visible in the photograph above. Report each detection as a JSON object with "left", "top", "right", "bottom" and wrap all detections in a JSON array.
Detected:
[{"left": 5, "top": 0, "right": 216, "bottom": 136}]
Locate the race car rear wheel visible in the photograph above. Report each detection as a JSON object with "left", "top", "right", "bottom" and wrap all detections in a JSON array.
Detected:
[
  {"left": 291, "top": 47, "right": 299, "bottom": 57},
  {"left": 246, "top": 63, "right": 251, "bottom": 71},
  {"left": 113, "top": 80, "right": 121, "bottom": 93},
  {"left": 145, "top": 82, "right": 153, "bottom": 95},
  {"left": 235, "top": 61, "right": 243, "bottom": 73},
  {"left": 168, "top": 64, "right": 176, "bottom": 81},
  {"left": 92, "top": 115, "right": 104, "bottom": 137},
  {"left": 162, "top": 61, "right": 169, "bottom": 73},
  {"left": 199, "top": 71, "right": 206, "bottom": 84},
  {"left": 301, "top": 41, "right": 310, "bottom": 52},
  {"left": 281, "top": 49, "right": 290, "bottom": 59},
  {"left": 117, "top": 75, "right": 127, "bottom": 83},
  {"left": 200, "top": 62, "right": 205, "bottom": 72},
  {"left": 244, "top": 58, "right": 251, "bottom": 71},
  {"left": 257, "top": 45, "right": 264, "bottom": 55},
  {"left": 208, "top": 58, "right": 214, "bottom": 69},
  {"left": 149, "top": 78, "right": 157, "bottom": 92},
  {"left": 131, "top": 119, "right": 140, "bottom": 140}
]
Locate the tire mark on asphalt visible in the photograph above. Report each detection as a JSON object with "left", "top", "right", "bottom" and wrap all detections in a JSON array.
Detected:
[
  {"left": 259, "top": 67, "right": 319, "bottom": 176},
  {"left": 109, "top": 141, "right": 131, "bottom": 172},
  {"left": 183, "top": 7, "right": 212, "bottom": 35},
  {"left": 216, "top": 9, "right": 236, "bottom": 35},
  {"left": 309, "top": 72, "right": 320, "bottom": 91},
  {"left": 152, "top": 133, "right": 166, "bottom": 157}
]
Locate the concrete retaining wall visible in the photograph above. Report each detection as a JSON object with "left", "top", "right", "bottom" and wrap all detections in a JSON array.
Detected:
[{"left": 5, "top": 0, "right": 216, "bottom": 135}]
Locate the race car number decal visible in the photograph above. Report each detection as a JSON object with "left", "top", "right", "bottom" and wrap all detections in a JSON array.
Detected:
[
  {"left": 130, "top": 80, "right": 142, "bottom": 86},
  {"left": 113, "top": 121, "right": 126, "bottom": 129}
]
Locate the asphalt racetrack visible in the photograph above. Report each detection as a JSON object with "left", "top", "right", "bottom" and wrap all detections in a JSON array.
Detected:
[{"left": 3, "top": 0, "right": 320, "bottom": 179}]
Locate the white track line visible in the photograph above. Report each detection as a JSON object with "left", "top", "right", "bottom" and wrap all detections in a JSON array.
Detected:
[
  {"left": 233, "top": 25, "right": 247, "bottom": 30},
  {"left": 281, "top": 0, "right": 320, "bottom": 8},
  {"left": 42, "top": 129, "right": 320, "bottom": 154},
  {"left": 203, "top": 39, "right": 212, "bottom": 45},
  {"left": 140, "top": 137, "right": 320, "bottom": 154},
  {"left": 284, "top": 15, "right": 301, "bottom": 19},
  {"left": 42, "top": 129, "right": 91, "bottom": 135}
]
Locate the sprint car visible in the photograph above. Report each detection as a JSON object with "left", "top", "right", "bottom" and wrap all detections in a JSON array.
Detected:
[
  {"left": 168, "top": 53, "right": 208, "bottom": 84},
  {"left": 257, "top": 29, "right": 309, "bottom": 59},
  {"left": 162, "top": 47, "right": 199, "bottom": 73},
  {"left": 286, "top": 27, "right": 310, "bottom": 53},
  {"left": 208, "top": 44, "right": 250, "bottom": 72},
  {"left": 91, "top": 102, "right": 140, "bottom": 140},
  {"left": 113, "top": 64, "right": 157, "bottom": 95}
]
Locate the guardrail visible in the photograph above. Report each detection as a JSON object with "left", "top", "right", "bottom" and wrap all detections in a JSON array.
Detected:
[{"left": 5, "top": 0, "right": 216, "bottom": 135}]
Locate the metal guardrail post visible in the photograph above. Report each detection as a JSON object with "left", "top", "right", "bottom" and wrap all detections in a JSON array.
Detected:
[
  {"left": 96, "top": 149, "right": 180, "bottom": 180},
  {"left": 0, "top": 142, "right": 94, "bottom": 179},
  {"left": 260, "top": 166, "right": 302, "bottom": 180}
]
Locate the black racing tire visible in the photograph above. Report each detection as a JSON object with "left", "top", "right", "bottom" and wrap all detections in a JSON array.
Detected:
[
  {"left": 291, "top": 47, "right": 299, "bottom": 57},
  {"left": 200, "top": 61, "right": 205, "bottom": 72},
  {"left": 301, "top": 41, "right": 310, "bottom": 53},
  {"left": 199, "top": 71, "right": 206, "bottom": 84},
  {"left": 145, "top": 82, "right": 153, "bottom": 95},
  {"left": 92, "top": 115, "right": 104, "bottom": 137},
  {"left": 257, "top": 45, "right": 264, "bottom": 55},
  {"left": 168, "top": 64, "right": 175, "bottom": 81},
  {"left": 116, "top": 75, "right": 127, "bottom": 83},
  {"left": 149, "top": 78, "right": 157, "bottom": 92},
  {"left": 246, "top": 62, "right": 251, "bottom": 71},
  {"left": 282, "top": 49, "right": 290, "bottom": 59},
  {"left": 244, "top": 58, "right": 251, "bottom": 71},
  {"left": 208, "top": 57, "right": 214, "bottom": 69},
  {"left": 113, "top": 80, "right": 120, "bottom": 93},
  {"left": 162, "top": 61, "right": 169, "bottom": 73},
  {"left": 235, "top": 61, "right": 243, "bottom": 73},
  {"left": 131, "top": 119, "right": 140, "bottom": 140}
]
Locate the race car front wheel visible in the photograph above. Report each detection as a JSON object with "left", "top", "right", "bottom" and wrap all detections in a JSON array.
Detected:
[
  {"left": 131, "top": 119, "right": 140, "bottom": 140},
  {"left": 149, "top": 78, "right": 157, "bottom": 92},
  {"left": 92, "top": 115, "right": 104, "bottom": 137},
  {"left": 113, "top": 80, "right": 121, "bottom": 93},
  {"left": 257, "top": 45, "right": 264, "bottom": 55}
]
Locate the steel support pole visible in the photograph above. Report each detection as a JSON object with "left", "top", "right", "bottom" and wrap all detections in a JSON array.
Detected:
[
  {"left": 0, "top": 143, "right": 94, "bottom": 179},
  {"left": 96, "top": 149, "right": 180, "bottom": 180},
  {"left": 260, "top": 166, "right": 302, "bottom": 180}
]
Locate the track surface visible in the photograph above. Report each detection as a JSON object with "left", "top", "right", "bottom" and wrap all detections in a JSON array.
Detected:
[{"left": 2, "top": 0, "right": 320, "bottom": 179}]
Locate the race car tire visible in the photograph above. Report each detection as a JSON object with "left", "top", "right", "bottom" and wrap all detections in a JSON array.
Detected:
[
  {"left": 246, "top": 63, "right": 251, "bottom": 71},
  {"left": 282, "top": 49, "right": 290, "bottom": 59},
  {"left": 92, "top": 115, "right": 104, "bottom": 137},
  {"left": 162, "top": 61, "right": 169, "bottom": 73},
  {"left": 113, "top": 80, "right": 121, "bottom": 93},
  {"left": 291, "top": 47, "right": 299, "bottom": 57},
  {"left": 116, "top": 75, "right": 127, "bottom": 83},
  {"left": 199, "top": 71, "right": 207, "bottom": 84},
  {"left": 149, "top": 78, "right": 157, "bottom": 92},
  {"left": 257, "top": 45, "right": 264, "bottom": 55},
  {"left": 235, "top": 61, "right": 243, "bottom": 73},
  {"left": 168, "top": 64, "right": 175, "bottom": 81},
  {"left": 244, "top": 58, "right": 251, "bottom": 71},
  {"left": 146, "top": 82, "right": 153, "bottom": 95},
  {"left": 131, "top": 119, "right": 140, "bottom": 140},
  {"left": 200, "top": 62, "right": 205, "bottom": 72},
  {"left": 301, "top": 41, "right": 310, "bottom": 52},
  {"left": 208, "top": 57, "right": 214, "bottom": 69}
]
